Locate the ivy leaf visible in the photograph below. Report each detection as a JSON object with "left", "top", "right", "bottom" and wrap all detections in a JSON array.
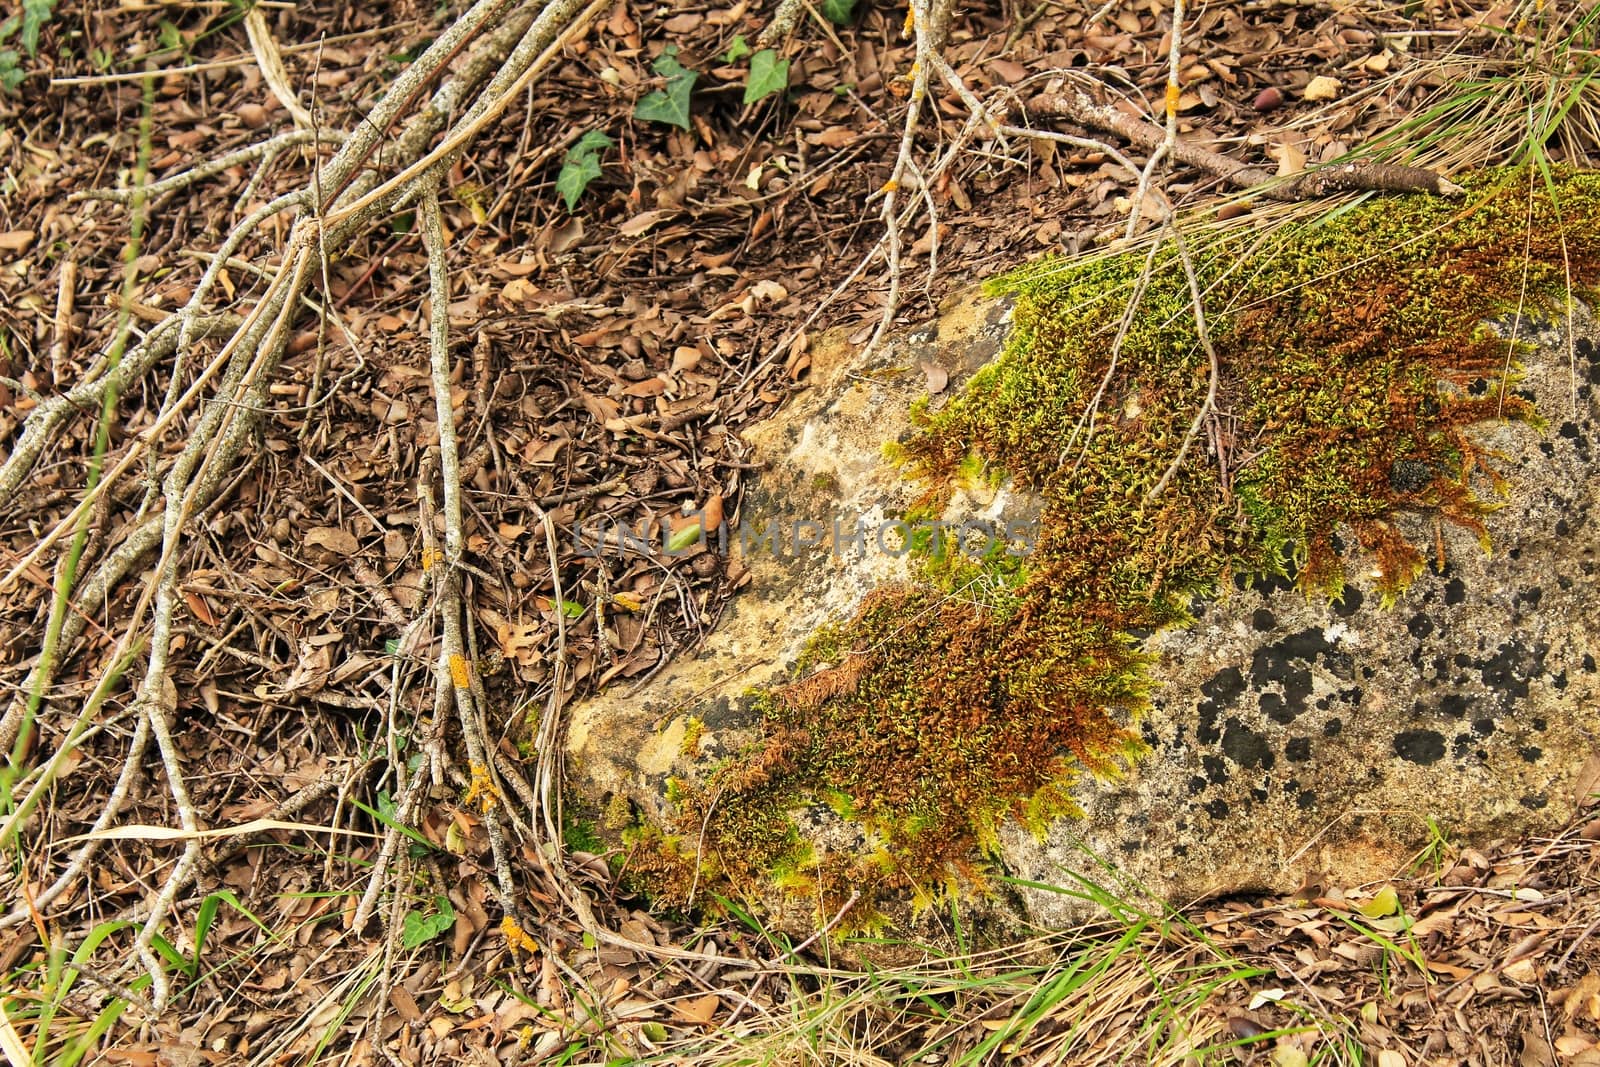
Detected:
[
  {"left": 743, "top": 49, "right": 789, "bottom": 105},
  {"left": 634, "top": 45, "right": 698, "bottom": 129},
  {"left": 400, "top": 896, "right": 456, "bottom": 949},
  {"left": 820, "top": 0, "right": 856, "bottom": 25},
  {"left": 0, "top": 51, "right": 22, "bottom": 93},
  {"left": 21, "top": 0, "right": 52, "bottom": 58},
  {"left": 722, "top": 34, "right": 750, "bottom": 64},
  {"left": 555, "top": 129, "right": 614, "bottom": 211}
]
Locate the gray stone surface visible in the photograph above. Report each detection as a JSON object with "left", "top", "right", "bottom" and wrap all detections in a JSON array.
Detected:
[
  {"left": 566, "top": 284, "right": 1600, "bottom": 932},
  {"left": 1004, "top": 306, "right": 1600, "bottom": 922}
]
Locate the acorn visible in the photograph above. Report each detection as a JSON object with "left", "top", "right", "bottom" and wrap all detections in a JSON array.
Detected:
[{"left": 1253, "top": 86, "right": 1284, "bottom": 112}]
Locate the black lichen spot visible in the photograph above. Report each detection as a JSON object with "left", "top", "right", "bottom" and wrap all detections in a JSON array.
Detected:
[
  {"left": 1472, "top": 716, "right": 1496, "bottom": 736},
  {"left": 1583, "top": 653, "right": 1597, "bottom": 673},
  {"left": 1519, "top": 746, "right": 1543, "bottom": 763},
  {"left": 1260, "top": 691, "right": 1294, "bottom": 724},
  {"left": 1286, "top": 736, "right": 1312, "bottom": 762},
  {"left": 1520, "top": 794, "right": 1549, "bottom": 810},
  {"left": 1388, "top": 458, "right": 1434, "bottom": 493},
  {"left": 1440, "top": 693, "right": 1473, "bottom": 719},
  {"left": 1202, "top": 754, "right": 1228, "bottom": 784},
  {"left": 1323, "top": 718, "right": 1343, "bottom": 737},
  {"left": 1198, "top": 666, "right": 1247, "bottom": 745},
  {"left": 1252, "top": 608, "right": 1278, "bottom": 632},
  {"left": 1187, "top": 775, "right": 1208, "bottom": 796},
  {"left": 1332, "top": 585, "right": 1363, "bottom": 617},
  {"left": 1444, "top": 577, "right": 1467, "bottom": 606},
  {"left": 1205, "top": 799, "right": 1231, "bottom": 819},
  {"left": 1408, "top": 613, "right": 1435, "bottom": 640},
  {"left": 1394, "top": 729, "right": 1447, "bottom": 765},
  {"left": 1249, "top": 628, "right": 1335, "bottom": 719},
  {"left": 1296, "top": 791, "right": 1317, "bottom": 810},
  {"left": 1241, "top": 570, "right": 1296, "bottom": 597},
  {"left": 1480, "top": 640, "right": 1533, "bottom": 701},
  {"left": 1222, "top": 719, "right": 1274, "bottom": 770}
]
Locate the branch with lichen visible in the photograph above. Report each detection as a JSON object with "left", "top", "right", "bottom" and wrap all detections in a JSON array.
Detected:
[
  {"left": 1023, "top": 80, "right": 1465, "bottom": 202},
  {"left": 0, "top": 0, "right": 602, "bottom": 1011}
]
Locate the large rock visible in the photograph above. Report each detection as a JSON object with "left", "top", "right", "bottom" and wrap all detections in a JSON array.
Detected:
[{"left": 565, "top": 172, "right": 1600, "bottom": 937}]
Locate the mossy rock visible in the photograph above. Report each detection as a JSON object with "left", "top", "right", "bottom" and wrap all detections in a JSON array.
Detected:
[{"left": 566, "top": 169, "right": 1600, "bottom": 941}]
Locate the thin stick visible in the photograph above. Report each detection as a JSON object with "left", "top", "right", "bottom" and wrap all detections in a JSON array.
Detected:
[
  {"left": 48, "top": 261, "right": 78, "bottom": 385},
  {"left": 1146, "top": 219, "right": 1219, "bottom": 502}
]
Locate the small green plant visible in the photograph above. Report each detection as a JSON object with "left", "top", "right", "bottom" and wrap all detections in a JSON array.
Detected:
[
  {"left": 401, "top": 895, "right": 456, "bottom": 949},
  {"left": 0, "top": 0, "right": 55, "bottom": 94},
  {"left": 3, "top": 921, "right": 140, "bottom": 1067},
  {"left": 148, "top": 889, "right": 273, "bottom": 981},
  {"left": 555, "top": 129, "right": 614, "bottom": 211},
  {"left": 723, "top": 35, "right": 750, "bottom": 63},
  {"left": 634, "top": 45, "right": 698, "bottom": 129},
  {"left": 744, "top": 48, "right": 790, "bottom": 105},
  {"left": 821, "top": 0, "right": 857, "bottom": 25}
]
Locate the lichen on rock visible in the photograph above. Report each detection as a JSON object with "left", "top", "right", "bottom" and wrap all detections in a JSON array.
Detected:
[{"left": 577, "top": 168, "right": 1600, "bottom": 933}]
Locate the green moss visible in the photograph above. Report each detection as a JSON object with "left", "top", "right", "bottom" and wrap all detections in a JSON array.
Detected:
[
  {"left": 563, "top": 816, "right": 603, "bottom": 854},
  {"left": 679, "top": 715, "right": 707, "bottom": 758},
  {"left": 640, "top": 168, "right": 1600, "bottom": 927}
]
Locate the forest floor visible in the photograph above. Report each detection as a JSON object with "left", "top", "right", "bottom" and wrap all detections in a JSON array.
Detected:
[{"left": 2, "top": 0, "right": 1599, "bottom": 1063}]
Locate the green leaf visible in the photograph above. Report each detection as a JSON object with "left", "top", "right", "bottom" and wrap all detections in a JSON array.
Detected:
[
  {"left": 21, "top": 0, "right": 53, "bottom": 58},
  {"left": 743, "top": 49, "right": 789, "bottom": 105},
  {"left": 555, "top": 153, "right": 602, "bottom": 211},
  {"left": 723, "top": 34, "right": 750, "bottom": 64},
  {"left": 0, "top": 52, "right": 22, "bottom": 94},
  {"left": 1357, "top": 884, "right": 1400, "bottom": 918},
  {"left": 570, "top": 128, "right": 615, "bottom": 157},
  {"left": 820, "top": 0, "right": 856, "bottom": 25},
  {"left": 666, "top": 523, "right": 703, "bottom": 553},
  {"left": 401, "top": 896, "right": 456, "bottom": 949},
  {"left": 634, "top": 45, "right": 698, "bottom": 129},
  {"left": 157, "top": 18, "right": 184, "bottom": 54},
  {"left": 555, "top": 129, "right": 614, "bottom": 211},
  {"left": 557, "top": 598, "right": 586, "bottom": 619}
]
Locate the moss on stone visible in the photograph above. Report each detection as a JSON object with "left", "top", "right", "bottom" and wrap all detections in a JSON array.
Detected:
[{"left": 625, "top": 168, "right": 1600, "bottom": 928}]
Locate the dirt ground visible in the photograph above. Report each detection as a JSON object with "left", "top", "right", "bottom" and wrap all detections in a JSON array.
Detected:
[{"left": 2, "top": 0, "right": 1599, "bottom": 1062}]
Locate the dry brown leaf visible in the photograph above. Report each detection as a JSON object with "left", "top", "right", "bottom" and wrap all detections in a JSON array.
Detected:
[
  {"left": 305, "top": 526, "right": 360, "bottom": 555},
  {"left": 617, "top": 209, "right": 676, "bottom": 237},
  {"left": 673, "top": 993, "right": 720, "bottom": 1026},
  {"left": 1573, "top": 752, "right": 1600, "bottom": 805}
]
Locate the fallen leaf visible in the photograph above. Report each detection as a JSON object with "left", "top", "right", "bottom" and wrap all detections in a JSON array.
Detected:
[
  {"left": 305, "top": 527, "right": 360, "bottom": 555},
  {"left": 672, "top": 993, "right": 720, "bottom": 1026},
  {"left": 617, "top": 209, "right": 675, "bottom": 237},
  {"left": 1573, "top": 752, "right": 1600, "bottom": 805}
]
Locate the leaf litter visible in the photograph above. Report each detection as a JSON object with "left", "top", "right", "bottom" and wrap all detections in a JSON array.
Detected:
[{"left": 0, "top": 0, "right": 1596, "bottom": 1062}]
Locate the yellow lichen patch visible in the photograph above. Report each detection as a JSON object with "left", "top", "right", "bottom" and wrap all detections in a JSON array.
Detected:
[
  {"left": 465, "top": 761, "right": 497, "bottom": 813},
  {"left": 642, "top": 168, "right": 1600, "bottom": 926},
  {"left": 500, "top": 915, "right": 539, "bottom": 955}
]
